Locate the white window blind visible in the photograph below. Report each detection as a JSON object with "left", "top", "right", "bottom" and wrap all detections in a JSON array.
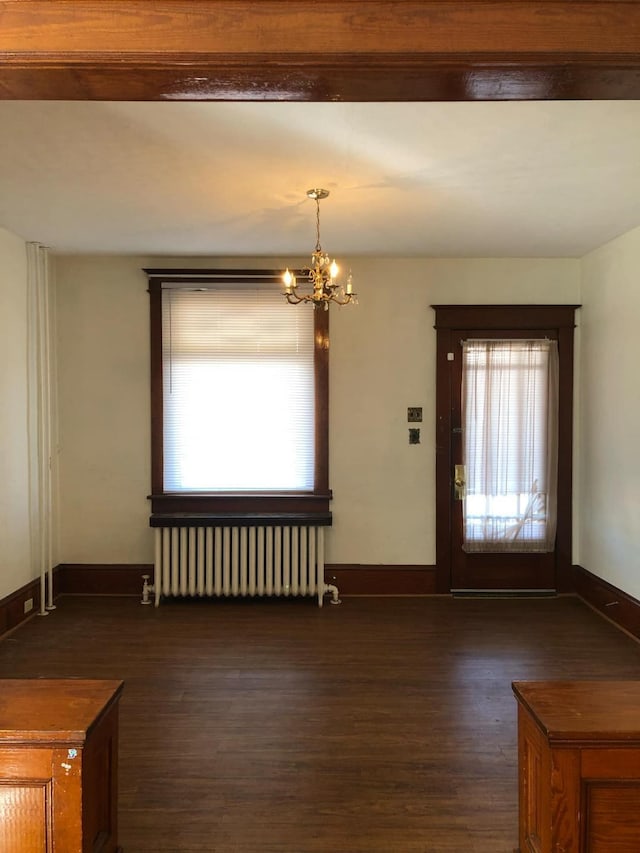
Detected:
[
  {"left": 462, "top": 339, "right": 559, "bottom": 552},
  {"left": 162, "top": 288, "right": 315, "bottom": 492}
]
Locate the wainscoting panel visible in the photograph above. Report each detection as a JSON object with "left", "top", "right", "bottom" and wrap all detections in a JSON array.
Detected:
[
  {"left": 0, "top": 578, "right": 41, "bottom": 637},
  {"left": 55, "top": 564, "right": 153, "bottom": 596},
  {"left": 573, "top": 565, "right": 640, "bottom": 641},
  {"left": 325, "top": 565, "right": 438, "bottom": 595},
  {"left": 53, "top": 563, "right": 438, "bottom": 598}
]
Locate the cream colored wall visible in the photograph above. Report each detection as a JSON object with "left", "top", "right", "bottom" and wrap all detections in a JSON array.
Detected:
[
  {"left": 54, "top": 254, "right": 579, "bottom": 568},
  {"left": 330, "top": 258, "right": 580, "bottom": 564},
  {"left": 579, "top": 226, "right": 640, "bottom": 598},
  {"left": 0, "top": 228, "right": 31, "bottom": 598},
  {"left": 55, "top": 256, "right": 152, "bottom": 563}
]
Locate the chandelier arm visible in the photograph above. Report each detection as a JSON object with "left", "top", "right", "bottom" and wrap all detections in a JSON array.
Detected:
[{"left": 327, "top": 293, "right": 357, "bottom": 306}]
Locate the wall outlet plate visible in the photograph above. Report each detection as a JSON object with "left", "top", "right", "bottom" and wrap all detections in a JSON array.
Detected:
[
  {"left": 407, "top": 407, "right": 422, "bottom": 423},
  {"left": 24, "top": 597, "right": 34, "bottom": 614}
]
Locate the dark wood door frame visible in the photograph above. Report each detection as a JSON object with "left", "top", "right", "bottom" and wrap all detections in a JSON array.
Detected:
[
  {"left": 1, "top": 1, "right": 640, "bottom": 101},
  {"left": 432, "top": 305, "right": 579, "bottom": 594}
]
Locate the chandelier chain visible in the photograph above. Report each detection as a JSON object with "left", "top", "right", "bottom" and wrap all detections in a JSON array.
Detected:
[{"left": 315, "top": 197, "right": 322, "bottom": 252}]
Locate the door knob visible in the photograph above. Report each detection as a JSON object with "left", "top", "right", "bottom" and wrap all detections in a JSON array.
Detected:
[{"left": 454, "top": 464, "right": 466, "bottom": 500}]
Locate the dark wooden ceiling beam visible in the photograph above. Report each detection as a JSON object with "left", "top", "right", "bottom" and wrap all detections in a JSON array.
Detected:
[{"left": 1, "top": 1, "right": 639, "bottom": 100}]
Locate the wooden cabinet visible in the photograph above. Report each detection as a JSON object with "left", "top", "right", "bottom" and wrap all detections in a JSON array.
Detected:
[
  {"left": 0, "top": 679, "right": 123, "bottom": 853},
  {"left": 513, "top": 680, "right": 640, "bottom": 853}
]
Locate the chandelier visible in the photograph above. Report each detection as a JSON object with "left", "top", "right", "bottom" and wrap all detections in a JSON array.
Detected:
[{"left": 283, "top": 188, "right": 357, "bottom": 309}]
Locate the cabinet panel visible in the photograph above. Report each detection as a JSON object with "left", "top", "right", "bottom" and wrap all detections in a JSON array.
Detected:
[
  {"left": 519, "top": 708, "right": 544, "bottom": 853},
  {"left": 586, "top": 783, "right": 640, "bottom": 852},
  {"left": 582, "top": 749, "right": 640, "bottom": 778},
  {"left": 0, "top": 747, "right": 53, "bottom": 778},
  {"left": 51, "top": 745, "right": 83, "bottom": 852},
  {"left": 548, "top": 749, "right": 581, "bottom": 853},
  {"left": 82, "top": 713, "right": 118, "bottom": 853},
  {"left": 0, "top": 781, "right": 51, "bottom": 853}
]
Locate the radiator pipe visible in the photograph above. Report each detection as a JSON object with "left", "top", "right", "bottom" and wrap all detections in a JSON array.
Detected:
[
  {"left": 141, "top": 574, "right": 154, "bottom": 605},
  {"left": 324, "top": 583, "right": 341, "bottom": 605}
]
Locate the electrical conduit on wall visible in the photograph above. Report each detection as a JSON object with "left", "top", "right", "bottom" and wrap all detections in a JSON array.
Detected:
[{"left": 27, "top": 243, "right": 57, "bottom": 614}]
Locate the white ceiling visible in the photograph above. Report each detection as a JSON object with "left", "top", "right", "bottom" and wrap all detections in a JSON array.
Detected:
[{"left": 0, "top": 100, "right": 639, "bottom": 258}]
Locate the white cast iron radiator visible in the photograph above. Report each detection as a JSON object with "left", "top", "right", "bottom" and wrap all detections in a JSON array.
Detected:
[{"left": 152, "top": 525, "right": 339, "bottom": 607}]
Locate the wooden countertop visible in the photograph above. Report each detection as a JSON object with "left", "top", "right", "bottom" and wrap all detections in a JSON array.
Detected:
[
  {"left": 512, "top": 680, "right": 640, "bottom": 747},
  {"left": 0, "top": 678, "right": 124, "bottom": 746}
]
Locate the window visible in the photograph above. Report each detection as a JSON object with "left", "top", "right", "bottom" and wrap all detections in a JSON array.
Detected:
[
  {"left": 462, "top": 339, "right": 559, "bottom": 552},
  {"left": 147, "top": 270, "right": 330, "bottom": 517}
]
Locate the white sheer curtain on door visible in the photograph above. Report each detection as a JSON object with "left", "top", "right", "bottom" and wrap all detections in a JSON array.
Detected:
[{"left": 462, "top": 339, "right": 558, "bottom": 553}]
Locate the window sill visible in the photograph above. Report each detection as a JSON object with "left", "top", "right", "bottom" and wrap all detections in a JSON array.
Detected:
[
  {"left": 148, "top": 492, "right": 332, "bottom": 516},
  {"left": 149, "top": 510, "right": 332, "bottom": 528}
]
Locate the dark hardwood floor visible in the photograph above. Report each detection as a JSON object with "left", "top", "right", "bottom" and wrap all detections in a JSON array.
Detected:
[{"left": 1, "top": 594, "right": 639, "bottom": 852}]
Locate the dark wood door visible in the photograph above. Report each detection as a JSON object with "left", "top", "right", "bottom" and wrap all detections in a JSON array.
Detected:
[
  {"left": 433, "top": 305, "right": 579, "bottom": 594},
  {"left": 449, "top": 329, "right": 556, "bottom": 592}
]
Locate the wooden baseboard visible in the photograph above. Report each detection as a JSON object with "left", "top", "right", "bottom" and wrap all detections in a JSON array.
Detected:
[
  {"left": 0, "top": 578, "right": 42, "bottom": 637},
  {"left": 574, "top": 564, "right": 640, "bottom": 641},
  {"left": 7, "top": 564, "right": 634, "bottom": 630},
  {"left": 55, "top": 564, "right": 153, "bottom": 596},
  {"left": 50, "top": 563, "right": 438, "bottom": 598},
  {"left": 4, "top": 564, "right": 634, "bottom": 636},
  {"left": 325, "top": 564, "right": 438, "bottom": 595}
]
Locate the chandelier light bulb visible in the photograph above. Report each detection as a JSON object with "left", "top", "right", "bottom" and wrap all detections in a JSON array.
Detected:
[
  {"left": 346, "top": 272, "right": 353, "bottom": 295},
  {"left": 283, "top": 268, "right": 295, "bottom": 293}
]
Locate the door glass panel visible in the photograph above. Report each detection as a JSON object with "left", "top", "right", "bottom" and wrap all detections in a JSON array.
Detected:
[{"left": 462, "top": 339, "right": 558, "bottom": 553}]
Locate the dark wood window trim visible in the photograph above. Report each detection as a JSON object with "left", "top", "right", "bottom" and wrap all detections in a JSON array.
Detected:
[
  {"left": 147, "top": 269, "right": 331, "bottom": 520},
  {"left": 432, "top": 305, "right": 580, "bottom": 593}
]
